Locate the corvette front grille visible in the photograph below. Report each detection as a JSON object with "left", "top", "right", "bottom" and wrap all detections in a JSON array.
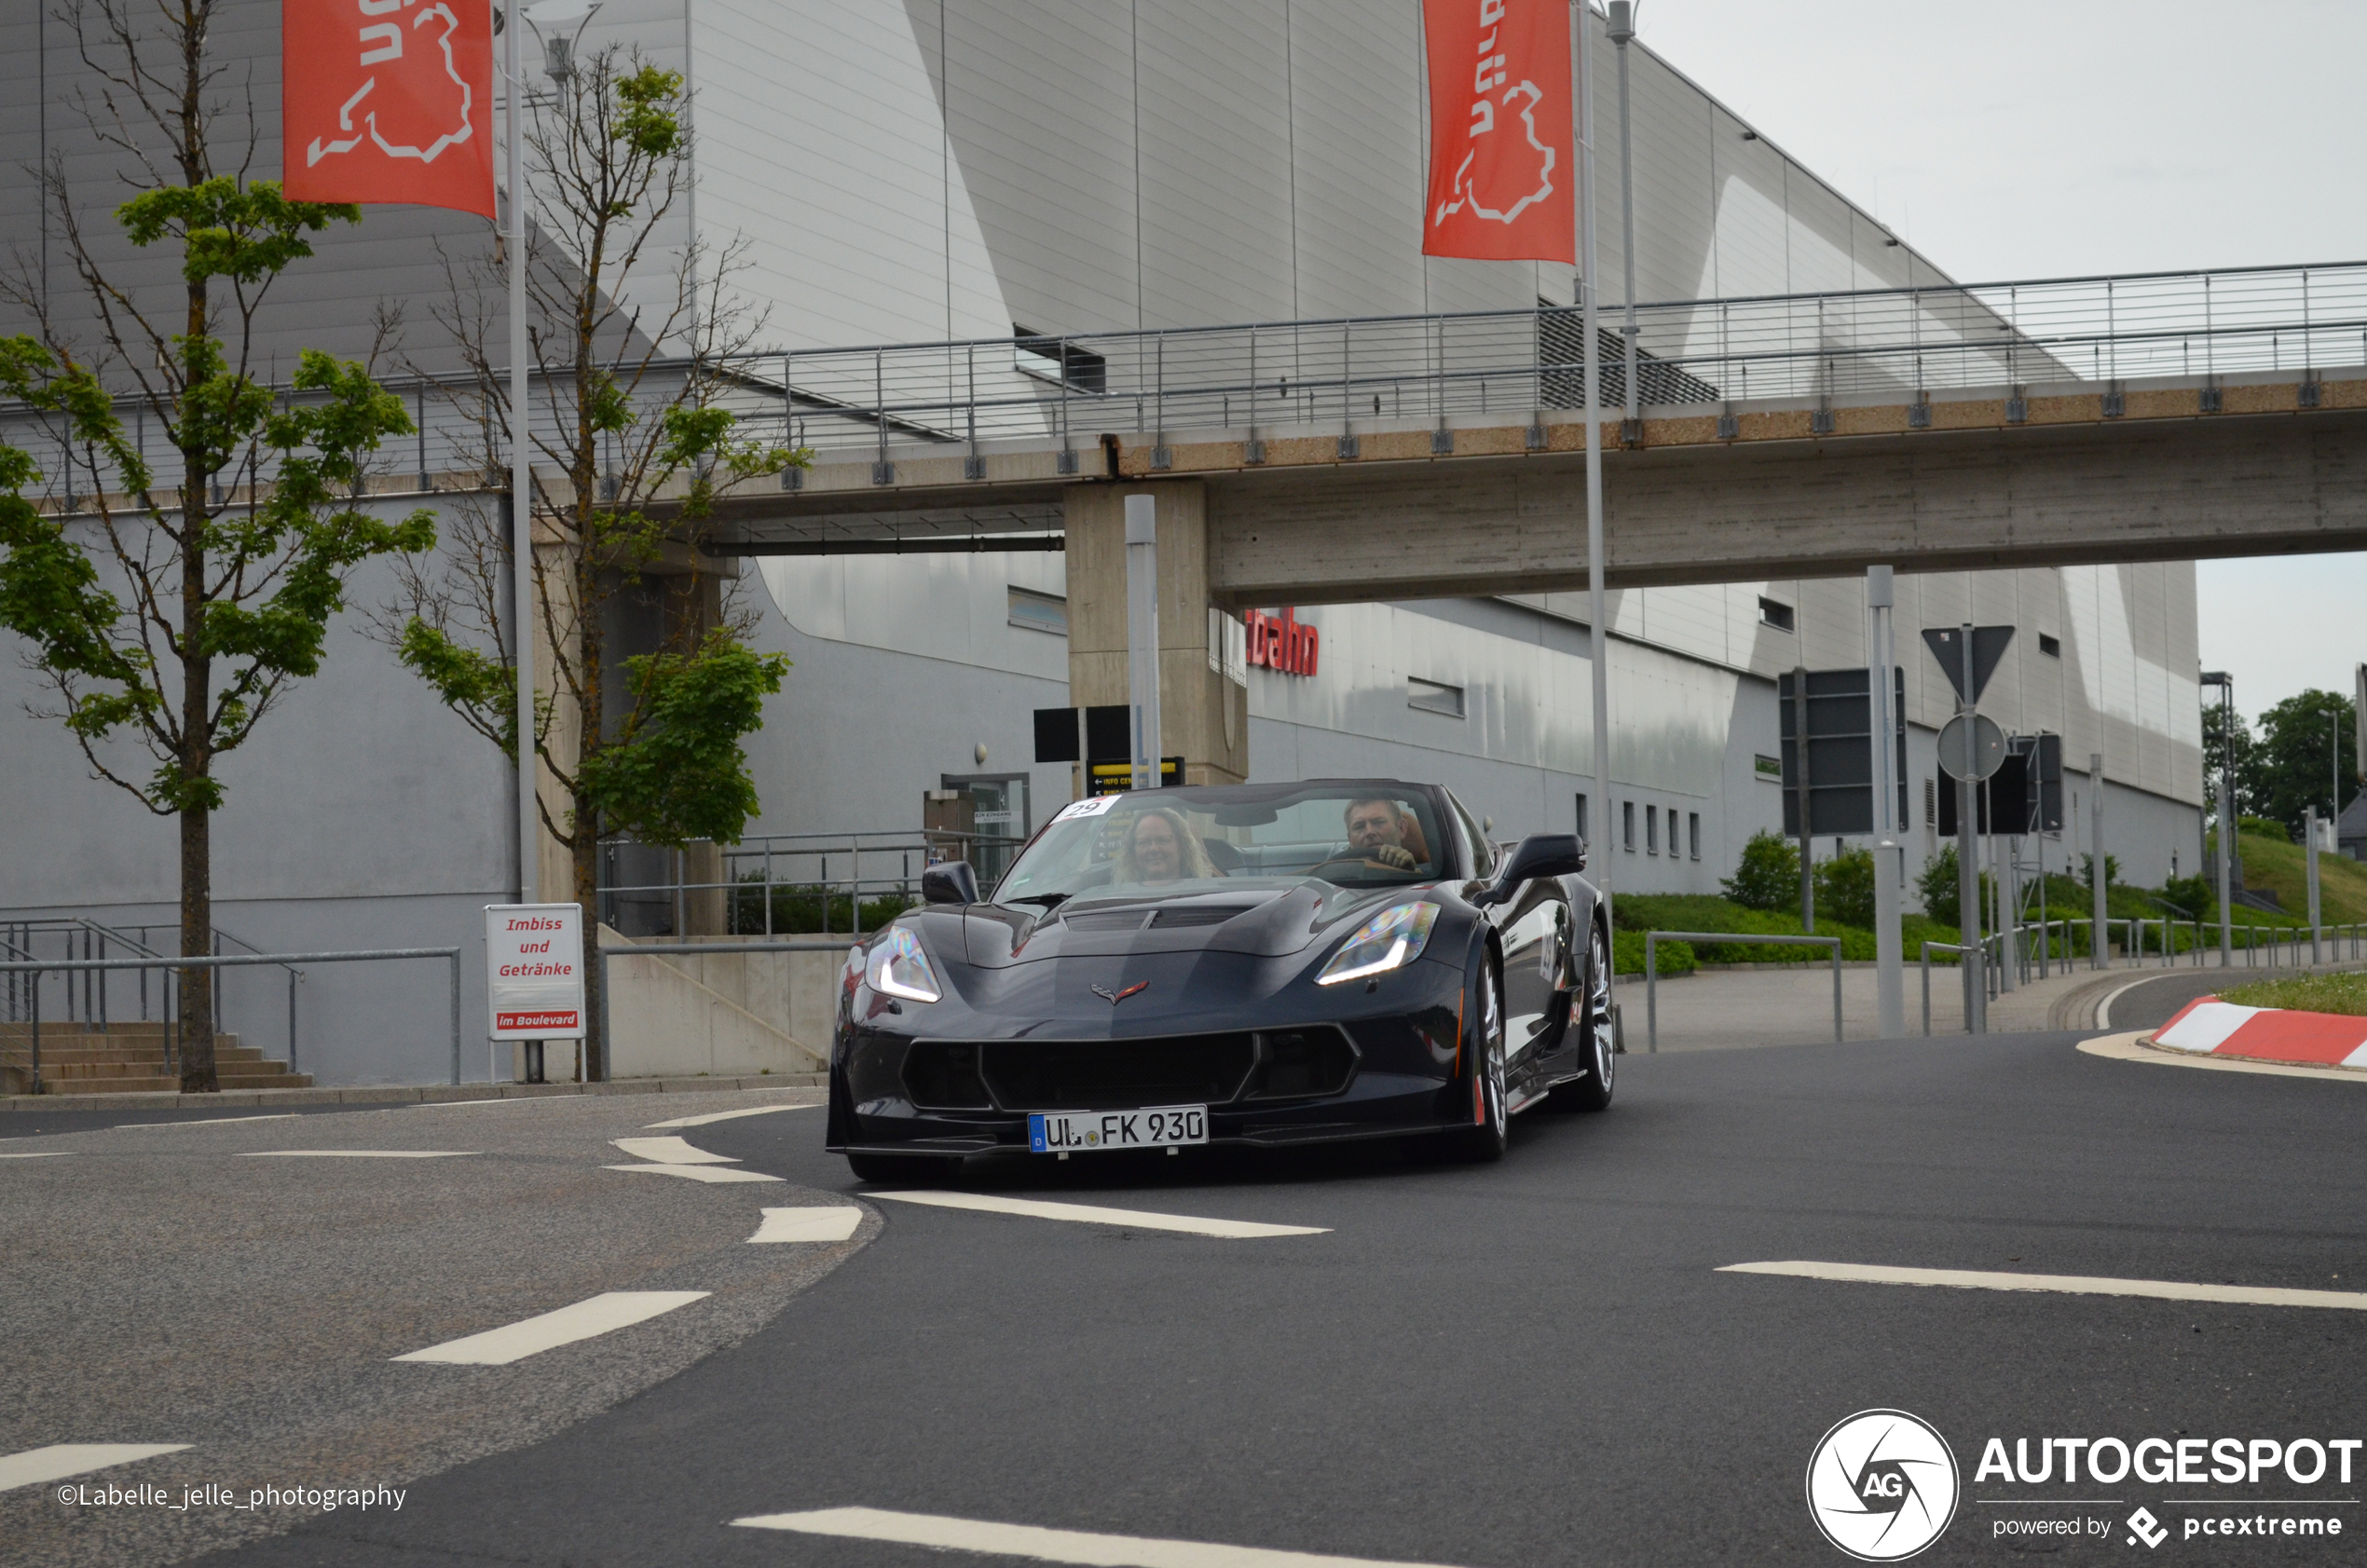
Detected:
[{"left": 977, "top": 1034, "right": 1259, "bottom": 1111}]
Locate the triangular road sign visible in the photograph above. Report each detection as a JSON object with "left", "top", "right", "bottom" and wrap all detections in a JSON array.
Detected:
[{"left": 1922, "top": 625, "right": 2015, "bottom": 704}]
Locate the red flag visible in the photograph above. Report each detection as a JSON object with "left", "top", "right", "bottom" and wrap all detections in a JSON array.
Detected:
[
  {"left": 282, "top": 0, "right": 497, "bottom": 220},
  {"left": 1422, "top": 0, "right": 1575, "bottom": 264}
]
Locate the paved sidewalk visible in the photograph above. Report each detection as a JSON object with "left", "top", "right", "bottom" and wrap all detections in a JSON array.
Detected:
[{"left": 1624, "top": 951, "right": 2297, "bottom": 1052}]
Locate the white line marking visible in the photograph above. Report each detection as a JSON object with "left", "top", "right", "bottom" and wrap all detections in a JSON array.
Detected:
[
  {"left": 116, "top": 1113, "right": 301, "bottom": 1129},
  {"left": 0, "top": 1443, "right": 190, "bottom": 1493},
  {"left": 643, "top": 1102, "right": 821, "bottom": 1128},
  {"left": 870, "top": 1190, "right": 1328, "bottom": 1239},
  {"left": 747, "top": 1207, "right": 864, "bottom": 1243},
  {"left": 1718, "top": 1261, "right": 2367, "bottom": 1311},
  {"left": 730, "top": 1507, "right": 1463, "bottom": 1566},
  {"left": 0, "top": 1152, "right": 71, "bottom": 1159},
  {"left": 2094, "top": 978, "right": 2150, "bottom": 1029},
  {"left": 392, "top": 1290, "right": 709, "bottom": 1365},
  {"left": 601, "top": 1163, "right": 783, "bottom": 1184},
  {"left": 609, "top": 1135, "right": 736, "bottom": 1165},
  {"left": 238, "top": 1150, "right": 476, "bottom": 1159}
]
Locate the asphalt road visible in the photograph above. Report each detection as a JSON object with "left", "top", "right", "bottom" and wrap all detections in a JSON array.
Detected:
[{"left": 125, "top": 1029, "right": 2367, "bottom": 1568}]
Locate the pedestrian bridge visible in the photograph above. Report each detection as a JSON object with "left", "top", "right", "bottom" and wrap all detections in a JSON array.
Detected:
[{"left": 699, "top": 260, "right": 2367, "bottom": 606}]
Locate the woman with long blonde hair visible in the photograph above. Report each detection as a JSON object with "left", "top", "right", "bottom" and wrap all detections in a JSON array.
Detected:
[{"left": 1115, "top": 806, "right": 1218, "bottom": 884}]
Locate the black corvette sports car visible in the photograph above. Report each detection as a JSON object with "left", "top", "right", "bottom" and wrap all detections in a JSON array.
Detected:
[{"left": 826, "top": 779, "right": 1614, "bottom": 1181}]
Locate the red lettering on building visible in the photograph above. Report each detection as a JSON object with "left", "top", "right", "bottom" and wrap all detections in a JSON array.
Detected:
[{"left": 1243, "top": 608, "right": 1319, "bottom": 676}]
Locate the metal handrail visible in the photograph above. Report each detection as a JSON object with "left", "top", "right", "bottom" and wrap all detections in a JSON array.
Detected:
[
  {"left": 1642, "top": 931, "right": 1842, "bottom": 1053},
  {"left": 0, "top": 948, "right": 461, "bottom": 1095},
  {"left": 0, "top": 915, "right": 308, "bottom": 1071},
  {"left": 17, "top": 260, "right": 2367, "bottom": 499}
]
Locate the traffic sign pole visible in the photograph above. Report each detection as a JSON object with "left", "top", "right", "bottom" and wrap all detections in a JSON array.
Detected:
[
  {"left": 1868, "top": 568, "right": 1904, "bottom": 1037},
  {"left": 1956, "top": 625, "right": 1986, "bottom": 1032}
]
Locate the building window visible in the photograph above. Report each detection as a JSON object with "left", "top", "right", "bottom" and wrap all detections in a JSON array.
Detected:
[
  {"left": 1758, "top": 596, "right": 1795, "bottom": 633},
  {"left": 1647, "top": 804, "right": 1659, "bottom": 854},
  {"left": 1755, "top": 754, "right": 1783, "bottom": 782},
  {"left": 1622, "top": 800, "right": 1636, "bottom": 852},
  {"left": 1575, "top": 793, "right": 1588, "bottom": 844},
  {"left": 1007, "top": 586, "right": 1068, "bottom": 635},
  {"left": 1923, "top": 777, "right": 1937, "bottom": 826},
  {"left": 1689, "top": 811, "right": 1702, "bottom": 860},
  {"left": 2038, "top": 633, "right": 2061, "bottom": 658},
  {"left": 1408, "top": 677, "right": 1465, "bottom": 717}
]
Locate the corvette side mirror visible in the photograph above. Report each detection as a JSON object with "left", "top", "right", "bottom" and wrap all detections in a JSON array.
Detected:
[
  {"left": 922, "top": 860, "right": 980, "bottom": 906},
  {"left": 1479, "top": 834, "right": 1583, "bottom": 905}
]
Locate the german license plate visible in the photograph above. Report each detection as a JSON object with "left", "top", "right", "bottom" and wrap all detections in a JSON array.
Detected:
[{"left": 1029, "top": 1105, "right": 1208, "bottom": 1153}]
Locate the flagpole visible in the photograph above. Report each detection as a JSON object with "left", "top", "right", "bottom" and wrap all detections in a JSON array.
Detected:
[
  {"left": 1576, "top": 2, "right": 1612, "bottom": 950},
  {"left": 507, "top": 0, "right": 534, "bottom": 908}
]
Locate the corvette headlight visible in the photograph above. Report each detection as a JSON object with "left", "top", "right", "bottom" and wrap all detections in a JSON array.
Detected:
[
  {"left": 1316, "top": 902, "right": 1440, "bottom": 986},
  {"left": 866, "top": 925, "right": 943, "bottom": 1002}
]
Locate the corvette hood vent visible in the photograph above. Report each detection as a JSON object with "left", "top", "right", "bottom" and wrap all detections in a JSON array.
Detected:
[{"left": 1147, "top": 905, "right": 1255, "bottom": 928}]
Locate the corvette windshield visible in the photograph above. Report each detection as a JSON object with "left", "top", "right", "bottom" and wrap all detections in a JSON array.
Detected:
[{"left": 994, "top": 784, "right": 1447, "bottom": 904}]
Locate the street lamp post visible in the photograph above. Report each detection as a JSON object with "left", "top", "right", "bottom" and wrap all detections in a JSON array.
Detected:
[
  {"left": 2201, "top": 671, "right": 2234, "bottom": 966},
  {"left": 1607, "top": 1, "right": 1641, "bottom": 443}
]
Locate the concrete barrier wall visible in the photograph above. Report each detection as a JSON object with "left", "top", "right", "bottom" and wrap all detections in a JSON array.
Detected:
[{"left": 602, "top": 937, "right": 834, "bottom": 1081}]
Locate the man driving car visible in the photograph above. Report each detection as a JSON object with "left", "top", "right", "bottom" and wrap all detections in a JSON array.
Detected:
[{"left": 1344, "top": 797, "right": 1420, "bottom": 870}]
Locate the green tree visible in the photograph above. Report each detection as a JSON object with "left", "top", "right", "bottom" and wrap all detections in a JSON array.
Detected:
[
  {"left": 388, "top": 48, "right": 800, "bottom": 1078},
  {"left": 2246, "top": 689, "right": 2358, "bottom": 840},
  {"left": 2201, "top": 697, "right": 2255, "bottom": 825},
  {"left": 1814, "top": 847, "right": 1878, "bottom": 930},
  {"left": 1721, "top": 830, "right": 1799, "bottom": 912},
  {"left": 0, "top": 4, "right": 431, "bottom": 1091}
]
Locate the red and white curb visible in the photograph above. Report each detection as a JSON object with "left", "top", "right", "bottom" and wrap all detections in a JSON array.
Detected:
[{"left": 2151, "top": 997, "right": 2367, "bottom": 1069}]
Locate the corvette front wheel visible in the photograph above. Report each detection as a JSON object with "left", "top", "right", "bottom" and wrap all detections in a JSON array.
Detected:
[
  {"left": 1452, "top": 954, "right": 1510, "bottom": 1162},
  {"left": 1553, "top": 920, "right": 1615, "bottom": 1112}
]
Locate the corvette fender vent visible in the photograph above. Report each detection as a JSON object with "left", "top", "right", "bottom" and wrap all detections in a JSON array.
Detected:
[{"left": 978, "top": 1034, "right": 1258, "bottom": 1111}]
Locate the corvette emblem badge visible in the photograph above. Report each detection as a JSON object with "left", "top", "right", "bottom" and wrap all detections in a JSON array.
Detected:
[{"left": 1092, "top": 982, "right": 1150, "bottom": 1005}]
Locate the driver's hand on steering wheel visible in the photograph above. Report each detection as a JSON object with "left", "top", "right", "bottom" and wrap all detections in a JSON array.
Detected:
[{"left": 1369, "top": 844, "right": 1416, "bottom": 870}]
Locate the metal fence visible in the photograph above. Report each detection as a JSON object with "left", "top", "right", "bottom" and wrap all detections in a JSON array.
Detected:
[
  {"left": 0, "top": 947, "right": 462, "bottom": 1094},
  {"left": 597, "top": 830, "right": 1027, "bottom": 941},
  {"left": 11, "top": 262, "right": 2365, "bottom": 507}
]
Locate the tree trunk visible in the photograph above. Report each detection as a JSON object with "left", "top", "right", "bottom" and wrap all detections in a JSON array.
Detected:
[
  {"left": 575, "top": 825, "right": 603, "bottom": 1082},
  {"left": 179, "top": 800, "right": 216, "bottom": 1093}
]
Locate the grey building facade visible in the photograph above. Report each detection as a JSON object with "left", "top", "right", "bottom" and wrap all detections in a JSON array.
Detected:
[{"left": 1, "top": 2, "right": 2203, "bottom": 1085}]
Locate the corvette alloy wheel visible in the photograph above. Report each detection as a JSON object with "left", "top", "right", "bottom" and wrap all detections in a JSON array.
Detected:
[
  {"left": 1557, "top": 920, "right": 1617, "bottom": 1112},
  {"left": 1457, "top": 955, "right": 1510, "bottom": 1161}
]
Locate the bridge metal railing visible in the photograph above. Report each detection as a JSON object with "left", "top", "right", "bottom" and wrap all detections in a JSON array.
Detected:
[
  {"left": 595, "top": 829, "right": 1027, "bottom": 941},
  {"left": 11, "top": 262, "right": 2366, "bottom": 510}
]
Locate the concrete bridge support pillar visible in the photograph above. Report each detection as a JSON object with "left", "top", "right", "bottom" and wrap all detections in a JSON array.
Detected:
[{"left": 1064, "top": 481, "right": 1248, "bottom": 791}]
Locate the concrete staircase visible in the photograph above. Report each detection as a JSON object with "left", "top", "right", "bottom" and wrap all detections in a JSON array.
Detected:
[{"left": 0, "top": 1022, "right": 312, "bottom": 1095}]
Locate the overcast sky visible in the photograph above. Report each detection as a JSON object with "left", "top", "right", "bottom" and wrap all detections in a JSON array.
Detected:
[{"left": 1638, "top": 0, "right": 2366, "bottom": 719}]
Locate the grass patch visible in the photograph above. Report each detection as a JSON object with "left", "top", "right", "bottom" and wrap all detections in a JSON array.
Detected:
[
  {"left": 2216, "top": 970, "right": 2367, "bottom": 1016},
  {"left": 2205, "top": 830, "right": 2367, "bottom": 925}
]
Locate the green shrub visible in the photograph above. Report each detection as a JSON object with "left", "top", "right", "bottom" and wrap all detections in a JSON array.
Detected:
[
  {"left": 2237, "top": 815, "right": 2291, "bottom": 840},
  {"left": 1815, "top": 847, "right": 1878, "bottom": 930},
  {"left": 1721, "top": 830, "right": 1800, "bottom": 912},
  {"left": 1613, "top": 928, "right": 1693, "bottom": 976},
  {"left": 1916, "top": 843, "right": 1997, "bottom": 930},
  {"left": 2159, "top": 873, "right": 2214, "bottom": 921},
  {"left": 730, "top": 876, "right": 914, "bottom": 934}
]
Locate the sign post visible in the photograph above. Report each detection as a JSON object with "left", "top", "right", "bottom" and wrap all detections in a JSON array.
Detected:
[
  {"left": 485, "top": 903, "right": 585, "bottom": 1084},
  {"left": 1867, "top": 567, "right": 1904, "bottom": 1036},
  {"left": 1924, "top": 624, "right": 2015, "bottom": 1033}
]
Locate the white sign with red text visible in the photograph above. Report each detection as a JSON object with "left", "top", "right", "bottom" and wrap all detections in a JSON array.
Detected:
[{"left": 485, "top": 904, "right": 585, "bottom": 1040}]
